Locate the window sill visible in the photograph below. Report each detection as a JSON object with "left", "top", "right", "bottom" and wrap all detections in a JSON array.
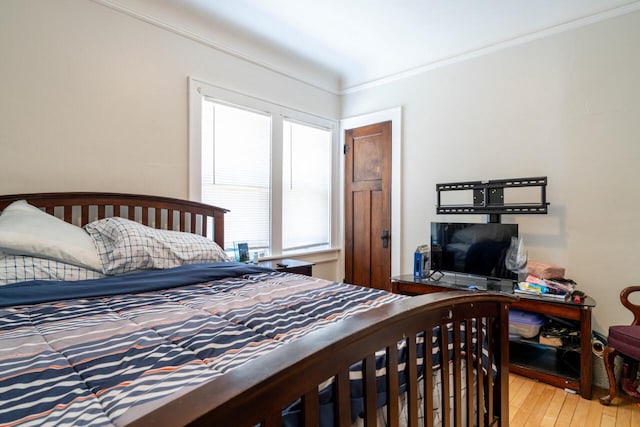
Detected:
[{"left": 260, "top": 247, "right": 341, "bottom": 262}]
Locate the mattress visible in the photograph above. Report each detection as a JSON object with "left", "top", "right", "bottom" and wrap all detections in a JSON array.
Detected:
[{"left": 0, "top": 264, "right": 488, "bottom": 426}]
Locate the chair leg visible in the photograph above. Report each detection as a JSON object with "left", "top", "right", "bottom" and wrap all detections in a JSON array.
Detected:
[{"left": 599, "top": 345, "right": 619, "bottom": 405}]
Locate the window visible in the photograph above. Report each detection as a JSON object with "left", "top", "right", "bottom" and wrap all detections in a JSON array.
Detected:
[
  {"left": 201, "top": 101, "right": 271, "bottom": 251},
  {"left": 282, "top": 120, "right": 332, "bottom": 251},
  {"left": 190, "top": 80, "right": 337, "bottom": 256}
]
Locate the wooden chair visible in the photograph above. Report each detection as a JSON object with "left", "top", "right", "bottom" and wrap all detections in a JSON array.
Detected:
[{"left": 600, "top": 286, "right": 640, "bottom": 405}]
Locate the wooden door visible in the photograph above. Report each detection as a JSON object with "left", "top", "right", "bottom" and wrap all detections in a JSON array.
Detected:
[{"left": 344, "top": 121, "right": 392, "bottom": 290}]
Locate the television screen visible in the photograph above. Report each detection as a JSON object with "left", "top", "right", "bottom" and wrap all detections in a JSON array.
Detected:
[{"left": 430, "top": 222, "right": 518, "bottom": 281}]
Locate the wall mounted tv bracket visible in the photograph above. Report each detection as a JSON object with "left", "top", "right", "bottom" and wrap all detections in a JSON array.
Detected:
[{"left": 436, "top": 176, "right": 549, "bottom": 223}]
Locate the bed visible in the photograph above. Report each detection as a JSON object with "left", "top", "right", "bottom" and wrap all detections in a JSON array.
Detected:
[{"left": 0, "top": 192, "right": 514, "bottom": 426}]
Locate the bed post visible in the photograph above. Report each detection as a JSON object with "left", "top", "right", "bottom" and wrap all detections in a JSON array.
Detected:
[
  {"left": 213, "top": 210, "right": 226, "bottom": 249},
  {"left": 497, "top": 302, "right": 510, "bottom": 424}
]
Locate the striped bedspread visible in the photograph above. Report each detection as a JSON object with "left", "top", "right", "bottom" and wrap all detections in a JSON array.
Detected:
[{"left": 0, "top": 267, "right": 405, "bottom": 426}]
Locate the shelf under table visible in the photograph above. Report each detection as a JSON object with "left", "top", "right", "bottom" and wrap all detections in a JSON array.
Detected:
[{"left": 509, "top": 341, "right": 581, "bottom": 381}]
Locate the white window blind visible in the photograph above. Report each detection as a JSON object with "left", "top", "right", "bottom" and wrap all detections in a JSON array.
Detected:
[
  {"left": 201, "top": 99, "right": 271, "bottom": 251},
  {"left": 282, "top": 120, "right": 331, "bottom": 251},
  {"left": 193, "top": 81, "right": 337, "bottom": 257}
]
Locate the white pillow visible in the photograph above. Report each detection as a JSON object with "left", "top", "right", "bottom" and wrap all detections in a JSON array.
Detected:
[
  {"left": 0, "top": 200, "right": 102, "bottom": 271},
  {"left": 85, "top": 216, "right": 232, "bottom": 275}
]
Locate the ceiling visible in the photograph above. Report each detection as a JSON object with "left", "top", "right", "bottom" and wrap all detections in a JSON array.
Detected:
[{"left": 100, "top": 0, "right": 640, "bottom": 93}]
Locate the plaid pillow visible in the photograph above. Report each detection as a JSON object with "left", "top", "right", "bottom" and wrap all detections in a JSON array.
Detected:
[
  {"left": 84, "top": 217, "right": 231, "bottom": 275},
  {"left": 0, "top": 252, "right": 105, "bottom": 285}
]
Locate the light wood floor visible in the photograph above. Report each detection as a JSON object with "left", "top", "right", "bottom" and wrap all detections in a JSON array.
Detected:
[{"left": 509, "top": 374, "right": 640, "bottom": 426}]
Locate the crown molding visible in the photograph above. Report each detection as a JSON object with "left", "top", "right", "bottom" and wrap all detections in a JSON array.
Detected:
[
  {"left": 91, "top": 0, "right": 640, "bottom": 96},
  {"left": 341, "top": 1, "right": 640, "bottom": 94},
  {"left": 90, "top": 0, "right": 341, "bottom": 95}
]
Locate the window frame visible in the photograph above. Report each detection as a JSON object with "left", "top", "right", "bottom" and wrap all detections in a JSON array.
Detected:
[{"left": 189, "top": 77, "right": 339, "bottom": 257}]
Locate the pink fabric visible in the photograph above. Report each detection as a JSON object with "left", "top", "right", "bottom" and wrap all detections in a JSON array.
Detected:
[{"left": 608, "top": 325, "right": 640, "bottom": 359}]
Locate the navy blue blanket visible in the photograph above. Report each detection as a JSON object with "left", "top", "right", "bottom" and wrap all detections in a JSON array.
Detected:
[{"left": 0, "top": 262, "right": 274, "bottom": 307}]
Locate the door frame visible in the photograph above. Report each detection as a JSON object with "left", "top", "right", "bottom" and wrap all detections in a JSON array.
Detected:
[{"left": 339, "top": 107, "right": 402, "bottom": 279}]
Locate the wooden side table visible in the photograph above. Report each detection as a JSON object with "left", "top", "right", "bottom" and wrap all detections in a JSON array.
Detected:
[
  {"left": 257, "top": 258, "right": 314, "bottom": 276},
  {"left": 391, "top": 274, "right": 596, "bottom": 399}
]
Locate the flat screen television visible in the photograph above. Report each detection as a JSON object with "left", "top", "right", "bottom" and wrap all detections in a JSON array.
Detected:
[{"left": 430, "top": 222, "right": 518, "bottom": 281}]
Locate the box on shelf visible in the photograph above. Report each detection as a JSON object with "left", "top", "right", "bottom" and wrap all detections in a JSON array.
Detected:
[
  {"left": 527, "top": 260, "right": 565, "bottom": 279},
  {"left": 509, "top": 309, "right": 545, "bottom": 338},
  {"left": 539, "top": 335, "right": 563, "bottom": 347}
]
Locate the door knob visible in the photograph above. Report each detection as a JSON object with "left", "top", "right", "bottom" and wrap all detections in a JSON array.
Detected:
[{"left": 381, "top": 229, "right": 390, "bottom": 248}]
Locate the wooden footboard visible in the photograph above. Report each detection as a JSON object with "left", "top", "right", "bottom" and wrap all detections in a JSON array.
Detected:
[{"left": 123, "top": 291, "right": 515, "bottom": 427}]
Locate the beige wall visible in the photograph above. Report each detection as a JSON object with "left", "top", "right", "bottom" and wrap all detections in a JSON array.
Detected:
[
  {"left": 0, "top": 0, "right": 339, "bottom": 197},
  {"left": 343, "top": 11, "right": 640, "bottom": 347}
]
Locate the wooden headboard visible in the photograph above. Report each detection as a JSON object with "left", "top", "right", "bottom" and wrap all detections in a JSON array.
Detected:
[{"left": 0, "top": 192, "right": 228, "bottom": 248}]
